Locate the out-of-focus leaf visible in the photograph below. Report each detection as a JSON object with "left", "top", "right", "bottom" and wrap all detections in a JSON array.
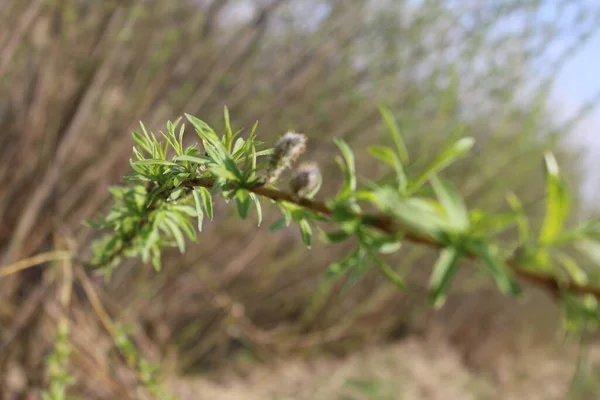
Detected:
[
  {"left": 473, "top": 242, "right": 521, "bottom": 295},
  {"left": 370, "top": 186, "right": 449, "bottom": 239},
  {"left": 409, "top": 137, "right": 474, "bottom": 192},
  {"left": 299, "top": 219, "right": 312, "bottom": 248},
  {"left": 428, "top": 247, "right": 462, "bottom": 308},
  {"left": 576, "top": 239, "right": 600, "bottom": 266},
  {"left": 430, "top": 175, "right": 469, "bottom": 233},
  {"left": 192, "top": 188, "right": 205, "bottom": 232},
  {"left": 333, "top": 138, "right": 356, "bottom": 198},
  {"left": 367, "top": 145, "right": 407, "bottom": 192},
  {"left": 378, "top": 105, "right": 409, "bottom": 163},
  {"left": 173, "top": 154, "right": 212, "bottom": 164},
  {"left": 235, "top": 189, "right": 251, "bottom": 219},
  {"left": 325, "top": 248, "right": 359, "bottom": 279},
  {"left": 556, "top": 252, "right": 588, "bottom": 285},
  {"left": 539, "top": 152, "right": 570, "bottom": 245},
  {"left": 250, "top": 193, "right": 262, "bottom": 226},
  {"left": 506, "top": 191, "right": 530, "bottom": 245}
]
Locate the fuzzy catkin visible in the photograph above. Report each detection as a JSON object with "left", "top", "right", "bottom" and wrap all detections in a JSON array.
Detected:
[
  {"left": 290, "top": 161, "right": 321, "bottom": 199},
  {"left": 265, "top": 131, "right": 307, "bottom": 184}
]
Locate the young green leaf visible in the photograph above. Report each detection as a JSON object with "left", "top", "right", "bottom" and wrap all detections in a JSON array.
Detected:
[
  {"left": 197, "top": 186, "right": 213, "bottom": 220},
  {"left": 369, "top": 250, "right": 405, "bottom": 289},
  {"left": 556, "top": 252, "right": 588, "bottom": 286},
  {"left": 367, "top": 145, "right": 407, "bottom": 193},
  {"left": 299, "top": 219, "right": 313, "bottom": 248},
  {"left": 323, "top": 230, "right": 354, "bottom": 243},
  {"left": 505, "top": 191, "right": 530, "bottom": 245},
  {"left": 223, "top": 106, "right": 233, "bottom": 152},
  {"left": 333, "top": 138, "right": 357, "bottom": 198},
  {"left": 428, "top": 247, "right": 462, "bottom": 308},
  {"left": 192, "top": 188, "right": 205, "bottom": 232},
  {"left": 269, "top": 216, "right": 288, "bottom": 231},
  {"left": 235, "top": 189, "right": 251, "bottom": 219},
  {"left": 378, "top": 105, "right": 409, "bottom": 163},
  {"left": 325, "top": 247, "right": 359, "bottom": 279},
  {"left": 161, "top": 218, "right": 186, "bottom": 253},
  {"left": 473, "top": 242, "right": 521, "bottom": 295},
  {"left": 370, "top": 186, "right": 449, "bottom": 239},
  {"left": 576, "top": 239, "right": 600, "bottom": 266},
  {"left": 185, "top": 114, "right": 221, "bottom": 146},
  {"left": 173, "top": 154, "right": 212, "bottom": 165},
  {"left": 250, "top": 193, "right": 262, "bottom": 226},
  {"left": 539, "top": 152, "right": 570, "bottom": 245},
  {"left": 409, "top": 137, "right": 475, "bottom": 193},
  {"left": 430, "top": 175, "right": 469, "bottom": 233}
]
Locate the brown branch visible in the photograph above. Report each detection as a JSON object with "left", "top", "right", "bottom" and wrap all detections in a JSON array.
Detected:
[{"left": 184, "top": 177, "right": 600, "bottom": 301}]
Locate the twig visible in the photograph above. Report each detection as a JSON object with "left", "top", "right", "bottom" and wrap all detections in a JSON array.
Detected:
[
  {"left": 0, "top": 250, "right": 71, "bottom": 278},
  {"left": 184, "top": 177, "right": 600, "bottom": 301}
]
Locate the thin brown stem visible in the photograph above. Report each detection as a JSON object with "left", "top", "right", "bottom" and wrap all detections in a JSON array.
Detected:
[{"left": 183, "top": 177, "right": 600, "bottom": 301}]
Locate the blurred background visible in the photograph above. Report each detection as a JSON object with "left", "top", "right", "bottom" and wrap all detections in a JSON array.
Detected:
[{"left": 2, "top": 0, "right": 600, "bottom": 399}]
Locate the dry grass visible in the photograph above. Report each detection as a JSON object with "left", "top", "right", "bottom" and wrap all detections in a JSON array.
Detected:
[{"left": 168, "top": 331, "right": 600, "bottom": 400}]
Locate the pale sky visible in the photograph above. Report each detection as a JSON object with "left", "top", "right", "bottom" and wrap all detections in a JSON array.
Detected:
[{"left": 550, "top": 29, "right": 600, "bottom": 203}]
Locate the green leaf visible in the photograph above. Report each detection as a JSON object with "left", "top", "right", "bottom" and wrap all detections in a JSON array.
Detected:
[
  {"left": 367, "top": 145, "right": 407, "bottom": 192},
  {"left": 370, "top": 251, "right": 405, "bottom": 289},
  {"left": 324, "top": 230, "right": 354, "bottom": 243},
  {"left": 223, "top": 106, "right": 233, "bottom": 152},
  {"left": 470, "top": 210, "right": 519, "bottom": 237},
  {"left": 162, "top": 218, "right": 186, "bottom": 253},
  {"left": 173, "top": 154, "right": 212, "bottom": 164},
  {"left": 223, "top": 157, "right": 244, "bottom": 181},
  {"left": 474, "top": 242, "right": 521, "bottom": 295},
  {"left": 171, "top": 205, "right": 197, "bottom": 217},
  {"left": 333, "top": 138, "right": 356, "bottom": 198},
  {"left": 250, "top": 193, "right": 262, "bottom": 226},
  {"left": 370, "top": 186, "right": 449, "bottom": 239},
  {"left": 576, "top": 239, "right": 600, "bottom": 266},
  {"left": 409, "top": 137, "right": 475, "bottom": 193},
  {"left": 232, "top": 138, "right": 246, "bottom": 158},
  {"left": 430, "top": 175, "right": 469, "bottom": 233},
  {"left": 185, "top": 114, "right": 221, "bottom": 146},
  {"left": 253, "top": 148, "right": 274, "bottom": 158},
  {"left": 556, "top": 252, "right": 588, "bottom": 285},
  {"left": 505, "top": 191, "right": 530, "bottom": 245},
  {"left": 428, "top": 247, "right": 462, "bottom": 308},
  {"left": 132, "top": 132, "right": 152, "bottom": 154},
  {"left": 378, "top": 105, "right": 409, "bottom": 163},
  {"left": 343, "top": 248, "right": 369, "bottom": 294},
  {"left": 539, "top": 152, "right": 570, "bottom": 245},
  {"left": 198, "top": 186, "right": 213, "bottom": 220},
  {"left": 192, "top": 188, "right": 205, "bottom": 232},
  {"left": 325, "top": 248, "right": 359, "bottom": 279},
  {"left": 235, "top": 189, "right": 251, "bottom": 219},
  {"left": 299, "top": 219, "right": 312, "bottom": 248},
  {"left": 269, "top": 216, "right": 288, "bottom": 231}
]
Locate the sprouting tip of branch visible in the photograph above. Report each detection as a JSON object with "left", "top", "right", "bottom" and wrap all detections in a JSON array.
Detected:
[{"left": 265, "top": 131, "right": 307, "bottom": 184}]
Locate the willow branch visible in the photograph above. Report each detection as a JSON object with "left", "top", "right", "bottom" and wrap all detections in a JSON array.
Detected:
[{"left": 184, "top": 177, "right": 600, "bottom": 301}]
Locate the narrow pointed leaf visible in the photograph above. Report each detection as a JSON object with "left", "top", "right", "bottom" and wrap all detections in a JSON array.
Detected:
[
  {"left": 299, "top": 219, "right": 312, "bottom": 248},
  {"left": 430, "top": 175, "right": 469, "bottom": 232},
  {"left": 235, "top": 189, "right": 251, "bottom": 219},
  {"left": 250, "top": 193, "right": 262, "bottom": 226},
  {"left": 539, "top": 152, "right": 570, "bottom": 244},
  {"left": 428, "top": 248, "right": 462, "bottom": 308},
  {"left": 378, "top": 105, "right": 409, "bottom": 163},
  {"left": 410, "top": 137, "right": 475, "bottom": 192},
  {"left": 192, "top": 188, "right": 205, "bottom": 232}
]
